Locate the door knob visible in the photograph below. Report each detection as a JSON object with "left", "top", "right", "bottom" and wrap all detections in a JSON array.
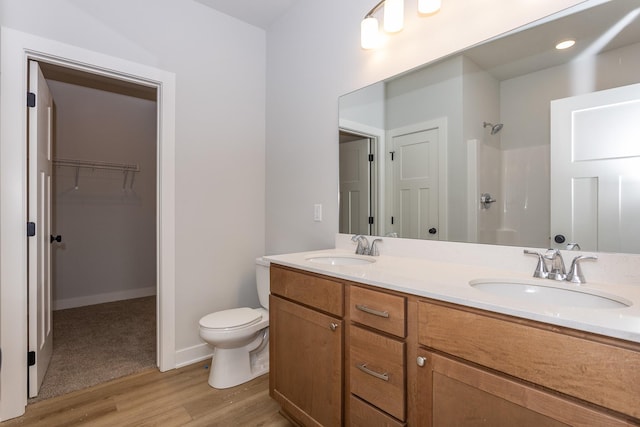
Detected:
[
  {"left": 50, "top": 235, "right": 62, "bottom": 244},
  {"left": 417, "top": 356, "right": 427, "bottom": 367},
  {"left": 428, "top": 228, "right": 437, "bottom": 235},
  {"left": 329, "top": 323, "right": 338, "bottom": 331}
]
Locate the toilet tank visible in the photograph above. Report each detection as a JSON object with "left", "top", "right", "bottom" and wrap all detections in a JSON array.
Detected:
[{"left": 255, "top": 257, "right": 271, "bottom": 309}]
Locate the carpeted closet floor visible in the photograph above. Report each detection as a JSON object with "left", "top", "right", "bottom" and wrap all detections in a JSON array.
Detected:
[{"left": 30, "top": 296, "right": 156, "bottom": 403}]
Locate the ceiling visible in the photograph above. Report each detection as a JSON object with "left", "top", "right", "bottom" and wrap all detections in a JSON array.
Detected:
[{"left": 194, "top": 0, "right": 299, "bottom": 29}]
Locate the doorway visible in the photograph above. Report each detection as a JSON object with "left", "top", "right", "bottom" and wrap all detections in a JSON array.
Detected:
[
  {"left": 28, "top": 60, "right": 158, "bottom": 400},
  {"left": 0, "top": 28, "right": 176, "bottom": 421}
]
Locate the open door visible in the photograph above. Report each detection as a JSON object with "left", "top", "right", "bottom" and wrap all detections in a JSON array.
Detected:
[
  {"left": 27, "top": 60, "right": 54, "bottom": 397},
  {"left": 550, "top": 83, "right": 640, "bottom": 253},
  {"left": 339, "top": 136, "right": 373, "bottom": 235}
]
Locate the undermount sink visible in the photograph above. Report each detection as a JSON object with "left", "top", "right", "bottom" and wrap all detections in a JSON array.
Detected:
[
  {"left": 306, "top": 255, "right": 376, "bottom": 266},
  {"left": 470, "top": 279, "right": 631, "bottom": 309}
]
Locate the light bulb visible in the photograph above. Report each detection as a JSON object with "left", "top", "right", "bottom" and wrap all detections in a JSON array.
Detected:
[
  {"left": 383, "top": 0, "right": 404, "bottom": 33},
  {"left": 555, "top": 39, "right": 576, "bottom": 50},
  {"left": 418, "top": 0, "right": 441, "bottom": 14},
  {"left": 361, "top": 17, "right": 381, "bottom": 49}
]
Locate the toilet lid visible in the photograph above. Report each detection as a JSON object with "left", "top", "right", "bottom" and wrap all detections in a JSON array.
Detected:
[{"left": 199, "top": 307, "right": 262, "bottom": 329}]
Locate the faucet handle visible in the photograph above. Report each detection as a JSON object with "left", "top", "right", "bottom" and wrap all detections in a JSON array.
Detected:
[
  {"left": 369, "top": 239, "right": 383, "bottom": 256},
  {"left": 566, "top": 255, "right": 598, "bottom": 284},
  {"left": 351, "top": 235, "right": 370, "bottom": 255},
  {"left": 523, "top": 250, "right": 548, "bottom": 279}
]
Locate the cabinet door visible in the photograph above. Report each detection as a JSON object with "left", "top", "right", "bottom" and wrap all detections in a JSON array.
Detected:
[
  {"left": 270, "top": 295, "right": 343, "bottom": 427},
  {"left": 415, "top": 350, "right": 631, "bottom": 427}
]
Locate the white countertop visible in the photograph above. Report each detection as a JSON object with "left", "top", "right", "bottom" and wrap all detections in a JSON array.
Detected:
[{"left": 265, "top": 248, "right": 640, "bottom": 344}]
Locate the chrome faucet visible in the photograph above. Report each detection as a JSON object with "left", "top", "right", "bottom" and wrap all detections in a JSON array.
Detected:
[
  {"left": 544, "top": 249, "right": 566, "bottom": 281},
  {"left": 351, "top": 235, "right": 382, "bottom": 256},
  {"left": 524, "top": 249, "right": 598, "bottom": 284},
  {"left": 351, "top": 235, "right": 370, "bottom": 255}
]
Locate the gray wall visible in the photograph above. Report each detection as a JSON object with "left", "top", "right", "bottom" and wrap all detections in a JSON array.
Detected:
[{"left": 49, "top": 80, "right": 157, "bottom": 309}]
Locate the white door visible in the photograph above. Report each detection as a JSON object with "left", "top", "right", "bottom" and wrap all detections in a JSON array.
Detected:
[
  {"left": 27, "top": 60, "right": 54, "bottom": 397},
  {"left": 550, "top": 83, "right": 640, "bottom": 253},
  {"left": 339, "top": 137, "right": 372, "bottom": 235},
  {"left": 391, "top": 128, "right": 439, "bottom": 239}
]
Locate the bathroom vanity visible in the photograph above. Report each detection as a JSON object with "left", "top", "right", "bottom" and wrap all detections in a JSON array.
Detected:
[{"left": 267, "top": 240, "right": 640, "bottom": 426}]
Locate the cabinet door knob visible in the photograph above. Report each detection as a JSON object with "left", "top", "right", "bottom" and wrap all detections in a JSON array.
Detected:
[
  {"left": 329, "top": 322, "right": 338, "bottom": 331},
  {"left": 416, "top": 356, "right": 427, "bottom": 367}
]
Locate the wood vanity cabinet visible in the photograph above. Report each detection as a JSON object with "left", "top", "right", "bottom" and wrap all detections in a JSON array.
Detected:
[
  {"left": 269, "top": 264, "right": 640, "bottom": 427},
  {"left": 269, "top": 265, "right": 344, "bottom": 427},
  {"left": 415, "top": 299, "right": 640, "bottom": 426}
]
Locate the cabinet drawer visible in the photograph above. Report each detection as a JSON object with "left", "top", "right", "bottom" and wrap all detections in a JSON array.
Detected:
[
  {"left": 350, "top": 325, "right": 405, "bottom": 421},
  {"left": 418, "top": 300, "right": 640, "bottom": 420},
  {"left": 350, "top": 395, "right": 406, "bottom": 427},
  {"left": 270, "top": 264, "right": 343, "bottom": 316},
  {"left": 350, "top": 285, "right": 405, "bottom": 337}
]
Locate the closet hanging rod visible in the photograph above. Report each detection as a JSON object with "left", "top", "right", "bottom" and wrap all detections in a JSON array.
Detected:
[{"left": 53, "top": 158, "right": 140, "bottom": 172}]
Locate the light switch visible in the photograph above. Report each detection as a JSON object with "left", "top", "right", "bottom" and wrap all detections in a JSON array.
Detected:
[{"left": 314, "top": 204, "right": 322, "bottom": 222}]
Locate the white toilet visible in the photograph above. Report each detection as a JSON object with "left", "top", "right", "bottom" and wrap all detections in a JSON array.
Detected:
[{"left": 198, "top": 257, "right": 270, "bottom": 389}]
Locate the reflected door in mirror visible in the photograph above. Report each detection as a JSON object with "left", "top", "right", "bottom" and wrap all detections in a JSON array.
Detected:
[
  {"left": 390, "top": 127, "right": 439, "bottom": 240},
  {"left": 340, "top": 136, "right": 375, "bottom": 235},
  {"left": 551, "top": 82, "right": 640, "bottom": 253}
]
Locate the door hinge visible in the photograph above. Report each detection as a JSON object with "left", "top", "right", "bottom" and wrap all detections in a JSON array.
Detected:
[
  {"left": 27, "top": 351, "right": 36, "bottom": 367},
  {"left": 27, "top": 222, "right": 36, "bottom": 237},
  {"left": 368, "top": 154, "right": 374, "bottom": 162},
  {"left": 27, "top": 92, "right": 36, "bottom": 108},
  {"left": 368, "top": 216, "right": 374, "bottom": 225},
  {"left": 391, "top": 216, "right": 395, "bottom": 225}
]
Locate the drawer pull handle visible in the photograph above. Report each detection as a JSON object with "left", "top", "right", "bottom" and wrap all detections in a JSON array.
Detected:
[
  {"left": 355, "top": 304, "right": 389, "bottom": 318},
  {"left": 357, "top": 363, "right": 389, "bottom": 381}
]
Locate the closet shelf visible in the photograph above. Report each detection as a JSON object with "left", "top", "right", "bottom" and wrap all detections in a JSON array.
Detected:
[
  {"left": 53, "top": 158, "right": 140, "bottom": 190},
  {"left": 53, "top": 158, "right": 140, "bottom": 172}
]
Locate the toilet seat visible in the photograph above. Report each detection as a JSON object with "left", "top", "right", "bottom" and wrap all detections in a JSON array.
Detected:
[{"left": 199, "top": 307, "right": 262, "bottom": 330}]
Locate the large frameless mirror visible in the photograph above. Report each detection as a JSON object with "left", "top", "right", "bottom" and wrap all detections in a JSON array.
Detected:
[{"left": 339, "top": 0, "right": 640, "bottom": 254}]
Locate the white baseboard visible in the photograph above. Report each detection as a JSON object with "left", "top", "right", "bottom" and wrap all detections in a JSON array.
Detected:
[
  {"left": 175, "top": 342, "right": 213, "bottom": 368},
  {"left": 53, "top": 286, "right": 157, "bottom": 310}
]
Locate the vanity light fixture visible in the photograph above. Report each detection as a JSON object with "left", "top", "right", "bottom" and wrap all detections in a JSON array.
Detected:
[
  {"left": 555, "top": 39, "right": 576, "bottom": 50},
  {"left": 418, "top": 0, "right": 441, "bottom": 14},
  {"left": 384, "top": 0, "right": 404, "bottom": 33},
  {"left": 361, "top": 0, "right": 442, "bottom": 49}
]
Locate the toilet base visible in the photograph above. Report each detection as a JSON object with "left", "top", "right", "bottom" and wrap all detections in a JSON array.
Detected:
[{"left": 207, "top": 329, "right": 270, "bottom": 389}]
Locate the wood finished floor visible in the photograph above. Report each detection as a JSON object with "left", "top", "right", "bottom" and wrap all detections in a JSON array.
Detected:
[{"left": 3, "top": 361, "right": 293, "bottom": 426}]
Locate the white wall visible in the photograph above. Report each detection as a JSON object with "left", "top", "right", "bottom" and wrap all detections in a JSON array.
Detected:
[
  {"left": 48, "top": 80, "right": 157, "bottom": 309},
  {"left": 265, "top": 0, "right": 586, "bottom": 255},
  {"left": 0, "top": 0, "right": 266, "bottom": 359},
  {"left": 339, "top": 81, "right": 385, "bottom": 129}
]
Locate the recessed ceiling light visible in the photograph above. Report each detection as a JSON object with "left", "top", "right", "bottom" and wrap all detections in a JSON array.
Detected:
[{"left": 555, "top": 39, "right": 576, "bottom": 50}]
